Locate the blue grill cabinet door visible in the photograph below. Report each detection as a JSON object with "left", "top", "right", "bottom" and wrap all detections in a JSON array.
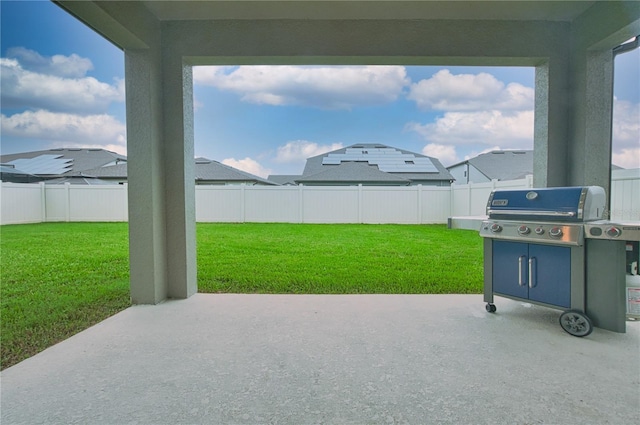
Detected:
[
  {"left": 528, "top": 244, "right": 571, "bottom": 308},
  {"left": 492, "top": 241, "right": 529, "bottom": 299}
]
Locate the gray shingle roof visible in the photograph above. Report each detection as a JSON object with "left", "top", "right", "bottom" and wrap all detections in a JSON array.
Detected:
[
  {"left": 267, "top": 175, "right": 302, "bottom": 185},
  {"left": 301, "top": 143, "right": 453, "bottom": 184},
  {"left": 0, "top": 148, "right": 126, "bottom": 177},
  {"left": 87, "top": 158, "right": 277, "bottom": 185},
  {"left": 82, "top": 163, "right": 128, "bottom": 178},
  {"left": 1, "top": 149, "right": 277, "bottom": 185},
  {"left": 194, "top": 159, "right": 277, "bottom": 185},
  {"left": 296, "top": 162, "right": 411, "bottom": 184},
  {"left": 454, "top": 150, "right": 533, "bottom": 181}
]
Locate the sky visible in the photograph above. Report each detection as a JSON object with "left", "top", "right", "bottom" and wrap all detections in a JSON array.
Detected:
[{"left": 1, "top": 0, "right": 639, "bottom": 178}]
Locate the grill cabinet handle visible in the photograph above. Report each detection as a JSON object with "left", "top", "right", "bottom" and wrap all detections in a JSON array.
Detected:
[
  {"left": 529, "top": 257, "right": 536, "bottom": 288},
  {"left": 518, "top": 256, "right": 526, "bottom": 286},
  {"left": 487, "top": 209, "right": 576, "bottom": 217}
]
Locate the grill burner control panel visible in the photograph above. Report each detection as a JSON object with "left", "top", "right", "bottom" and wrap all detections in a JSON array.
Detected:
[
  {"left": 480, "top": 220, "right": 585, "bottom": 246},
  {"left": 584, "top": 221, "right": 640, "bottom": 242}
]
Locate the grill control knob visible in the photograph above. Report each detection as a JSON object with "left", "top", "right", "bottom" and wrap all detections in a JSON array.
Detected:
[
  {"left": 490, "top": 223, "right": 502, "bottom": 233},
  {"left": 518, "top": 225, "right": 531, "bottom": 235},
  {"left": 606, "top": 226, "right": 621, "bottom": 238},
  {"left": 549, "top": 227, "right": 563, "bottom": 238},
  {"left": 535, "top": 227, "right": 545, "bottom": 235}
]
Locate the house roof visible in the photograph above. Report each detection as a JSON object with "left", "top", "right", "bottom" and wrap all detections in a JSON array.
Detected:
[
  {"left": 449, "top": 150, "right": 534, "bottom": 181},
  {"left": 0, "top": 149, "right": 276, "bottom": 185},
  {"left": 194, "top": 159, "right": 278, "bottom": 185},
  {"left": 0, "top": 148, "right": 127, "bottom": 177},
  {"left": 296, "top": 161, "right": 411, "bottom": 184},
  {"left": 267, "top": 175, "right": 302, "bottom": 185},
  {"left": 84, "top": 158, "right": 278, "bottom": 185},
  {"left": 301, "top": 144, "right": 453, "bottom": 184},
  {"left": 83, "top": 163, "right": 129, "bottom": 178}
]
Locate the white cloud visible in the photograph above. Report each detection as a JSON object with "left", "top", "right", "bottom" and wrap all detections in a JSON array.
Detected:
[
  {"left": 406, "top": 70, "right": 535, "bottom": 158},
  {"left": 6, "top": 47, "right": 93, "bottom": 78},
  {"left": 612, "top": 98, "right": 640, "bottom": 150},
  {"left": 421, "top": 144, "right": 459, "bottom": 166},
  {"left": 222, "top": 157, "right": 272, "bottom": 178},
  {"left": 0, "top": 56, "right": 124, "bottom": 113},
  {"left": 407, "top": 69, "right": 534, "bottom": 111},
  {"left": 408, "top": 69, "right": 534, "bottom": 112},
  {"left": 612, "top": 147, "right": 640, "bottom": 169},
  {"left": 407, "top": 110, "right": 534, "bottom": 148},
  {"left": 275, "top": 140, "right": 344, "bottom": 163},
  {"left": 1, "top": 110, "right": 126, "bottom": 151},
  {"left": 193, "top": 65, "right": 409, "bottom": 109}
]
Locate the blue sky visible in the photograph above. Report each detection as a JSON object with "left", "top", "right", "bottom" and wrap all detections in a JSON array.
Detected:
[{"left": 2, "top": 0, "right": 639, "bottom": 177}]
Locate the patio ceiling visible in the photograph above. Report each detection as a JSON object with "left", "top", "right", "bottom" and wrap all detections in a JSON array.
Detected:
[{"left": 140, "top": 0, "right": 597, "bottom": 22}]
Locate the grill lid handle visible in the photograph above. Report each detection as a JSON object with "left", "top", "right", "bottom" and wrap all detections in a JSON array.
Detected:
[{"left": 487, "top": 209, "right": 576, "bottom": 217}]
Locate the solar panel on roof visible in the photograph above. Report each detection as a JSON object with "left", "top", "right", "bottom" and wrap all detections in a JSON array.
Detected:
[
  {"left": 8, "top": 155, "right": 72, "bottom": 175},
  {"left": 321, "top": 147, "right": 438, "bottom": 173}
]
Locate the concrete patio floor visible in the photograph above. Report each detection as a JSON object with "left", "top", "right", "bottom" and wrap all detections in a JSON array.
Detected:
[{"left": 1, "top": 294, "right": 638, "bottom": 424}]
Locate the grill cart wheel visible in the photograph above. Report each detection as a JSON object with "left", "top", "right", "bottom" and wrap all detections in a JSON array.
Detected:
[
  {"left": 559, "top": 310, "right": 593, "bottom": 337},
  {"left": 486, "top": 303, "right": 497, "bottom": 313}
]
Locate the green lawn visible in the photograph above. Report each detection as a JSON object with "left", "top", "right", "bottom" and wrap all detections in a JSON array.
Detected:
[
  {"left": 197, "top": 223, "right": 483, "bottom": 294},
  {"left": 1, "top": 222, "right": 483, "bottom": 369}
]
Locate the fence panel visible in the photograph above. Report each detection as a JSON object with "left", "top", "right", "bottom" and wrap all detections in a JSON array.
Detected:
[
  {"left": 420, "top": 187, "right": 451, "bottom": 223},
  {"left": 611, "top": 169, "right": 640, "bottom": 221},
  {"left": 1, "top": 170, "right": 638, "bottom": 225},
  {"left": 44, "top": 185, "right": 70, "bottom": 222},
  {"left": 244, "top": 186, "right": 300, "bottom": 223},
  {"left": 302, "top": 186, "right": 359, "bottom": 223},
  {"left": 360, "top": 186, "right": 419, "bottom": 224},
  {"left": 196, "top": 186, "right": 243, "bottom": 222},
  {"left": 68, "top": 185, "right": 128, "bottom": 221},
  {"left": 0, "top": 183, "right": 44, "bottom": 224}
]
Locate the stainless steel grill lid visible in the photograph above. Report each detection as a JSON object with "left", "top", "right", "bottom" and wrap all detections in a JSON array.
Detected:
[{"left": 486, "top": 186, "right": 606, "bottom": 222}]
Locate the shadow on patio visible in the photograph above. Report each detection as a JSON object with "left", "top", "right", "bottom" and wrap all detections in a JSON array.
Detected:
[{"left": 1, "top": 294, "right": 638, "bottom": 424}]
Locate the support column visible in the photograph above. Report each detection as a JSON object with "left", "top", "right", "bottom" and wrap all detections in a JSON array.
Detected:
[
  {"left": 567, "top": 49, "right": 615, "bottom": 197},
  {"left": 161, "top": 50, "right": 197, "bottom": 299},
  {"left": 126, "top": 45, "right": 168, "bottom": 304},
  {"left": 533, "top": 56, "right": 571, "bottom": 188},
  {"left": 125, "top": 35, "right": 197, "bottom": 303}
]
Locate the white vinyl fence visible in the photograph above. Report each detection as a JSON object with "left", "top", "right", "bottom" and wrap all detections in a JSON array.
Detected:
[{"left": 1, "top": 170, "right": 638, "bottom": 225}]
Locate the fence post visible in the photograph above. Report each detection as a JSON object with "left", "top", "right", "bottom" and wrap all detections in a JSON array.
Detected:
[
  {"left": 298, "top": 184, "right": 304, "bottom": 223},
  {"left": 526, "top": 174, "right": 534, "bottom": 188},
  {"left": 39, "top": 181, "right": 47, "bottom": 223},
  {"left": 64, "top": 182, "right": 71, "bottom": 222},
  {"left": 240, "top": 184, "right": 246, "bottom": 223},
  {"left": 417, "top": 184, "right": 422, "bottom": 224},
  {"left": 122, "top": 183, "right": 128, "bottom": 221},
  {"left": 466, "top": 183, "right": 472, "bottom": 216},
  {"left": 358, "top": 184, "right": 363, "bottom": 223}
]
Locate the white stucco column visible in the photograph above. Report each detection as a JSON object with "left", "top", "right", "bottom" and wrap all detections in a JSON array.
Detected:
[
  {"left": 533, "top": 55, "right": 571, "bottom": 188},
  {"left": 567, "top": 49, "right": 615, "bottom": 194},
  {"left": 126, "top": 45, "right": 169, "bottom": 304},
  {"left": 124, "top": 22, "right": 197, "bottom": 303},
  {"left": 161, "top": 45, "right": 197, "bottom": 299}
]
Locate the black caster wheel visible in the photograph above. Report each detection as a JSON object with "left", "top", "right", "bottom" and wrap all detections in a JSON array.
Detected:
[
  {"left": 559, "top": 310, "right": 593, "bottom": 337},
  {"left": 486, "top": 303, "right": 497, "bottom": 313}
]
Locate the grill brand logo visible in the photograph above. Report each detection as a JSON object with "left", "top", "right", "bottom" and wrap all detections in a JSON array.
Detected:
[{"left": 492, "top": 199, "right": 508, "bottom": 206}]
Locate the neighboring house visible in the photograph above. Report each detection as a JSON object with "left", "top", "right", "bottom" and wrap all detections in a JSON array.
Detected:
[
  {"left": 193, "top": 158, "right": 278, "bottom": 185},
  {"left": 0, "top": 149, "right": 276, "bottom": 186},
  {"left": 269, "top": 144, "right": 454, "bottom": 186},
  {"left": 89, "top": 157, "right": 278, "bottom": 185},
  {"left": 447, "top": 150, "right": 534, "bottom": 184},
  {"left": 0, "top": 148, "right": 127, "bottom": 185}
]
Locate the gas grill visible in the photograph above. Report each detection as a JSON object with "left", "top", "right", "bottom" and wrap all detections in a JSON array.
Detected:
[{"left": 480, "top": 186, "right": 606, "bottom": 336}]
